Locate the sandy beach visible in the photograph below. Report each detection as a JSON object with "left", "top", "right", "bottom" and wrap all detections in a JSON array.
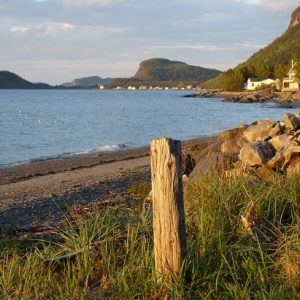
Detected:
[{"left": 0, "top": 137, "right": 211, "bottom": 232}]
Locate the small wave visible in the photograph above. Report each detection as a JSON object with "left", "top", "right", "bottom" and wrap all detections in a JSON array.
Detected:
[
  {"left": 97, "top": 143, "right": 127, "bottom": 152},
  {"left": 0, "top": 143, "right": 129, "bottom": 169}
]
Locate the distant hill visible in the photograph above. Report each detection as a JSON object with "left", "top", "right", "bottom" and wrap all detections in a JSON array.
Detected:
[
  {"left": 0, "top": 71, "right": 52, "bottom": 89},
  {"left": 204, "top": 6, "right": 300, "bottom": 90},
  {"left": 133, "top": 58, "right": 221, "bottom": 83},
  {"left": 62, "top": 76, "right": 112, "bottom": 88}
]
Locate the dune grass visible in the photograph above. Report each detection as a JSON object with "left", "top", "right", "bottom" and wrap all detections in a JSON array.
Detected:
[{"left": 0, "top": 172, "right": 299, "bottom": 299}]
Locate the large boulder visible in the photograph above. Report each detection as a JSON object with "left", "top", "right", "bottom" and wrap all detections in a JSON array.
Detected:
[
  {"left": 282, "top": 145, "right": 300, "bottom": 168},
  {"left": 283, "top": 113, "right": 300, "bottom": 131},
  {"left": 190, "top": 139, "right": 222, "bottom": 165},
  {"left": 268, "top": 144, "right": 300, "bottom": 170},
  {"left": 221, "top": 140, "right": 241, "bottom": 154},
  {"left": 256, "top": 118, "right": 276, "bottom": 126},
  {"left": 239, "top": 94, "right": 259, "bottom": 103},
  {"left": 267, "top": 151, "right": 285, "bottom": 170},
  {"left": 219, "top": 125, "right": 248, "bottom": 143},
  {"left": 243, "top": 120, "right": 280, "bottom": 142},
  {"left": 188, "top": 152, "right": 237, "bottom": 182},
  {"left": 269, "top": 134, "right": 292, "bottom": 152},
  {"left": 258, "top": 88, "right": 275, "bottom": 100},
  {"left": 240, "top": 142, "right": 275, "bottom": 167}
]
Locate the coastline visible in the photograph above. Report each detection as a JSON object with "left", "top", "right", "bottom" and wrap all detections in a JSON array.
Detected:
[
  {"left": 183, "top": 89, "right": 300, "bottom": 105},
  {"left": 0, "top": 136, "right": 212, "bottom": 231}
]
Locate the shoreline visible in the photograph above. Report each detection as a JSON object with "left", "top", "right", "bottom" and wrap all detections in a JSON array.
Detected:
[
  {"left": 183, "top": 89, "right": 300, "bottom": 105},
  {"left": 0, "top": 136, "right": 213, "bottom": 231},
  {"left": 0, "top": 136, "right": 212, "bottom": 186}
]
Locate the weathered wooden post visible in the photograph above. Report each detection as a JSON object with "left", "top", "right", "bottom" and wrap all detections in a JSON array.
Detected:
[{"left": 150, "top": 137, "right": 187, "bottom": 283}]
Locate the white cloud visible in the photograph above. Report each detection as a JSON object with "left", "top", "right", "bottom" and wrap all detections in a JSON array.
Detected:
[
  {"left": 61, "top": 0, "right": 120, "bottom": 7},
  {"left": 10, "top": 26, "right": 30, "bottom": 32},
  {"left": 261, "top": 0, "right": 299, "bottom": 10},
  {"left": 151, "top": 42, "right": 264, "bottom": 52}
]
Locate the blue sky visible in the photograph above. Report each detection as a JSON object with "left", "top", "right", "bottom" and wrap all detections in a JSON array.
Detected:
[{"left": 0, "top": 0, "right": 298, "bottom": 84}]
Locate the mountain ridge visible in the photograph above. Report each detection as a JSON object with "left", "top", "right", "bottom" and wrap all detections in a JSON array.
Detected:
[{"left": 0, "top": 71, "right": 52, "bottom": 89}]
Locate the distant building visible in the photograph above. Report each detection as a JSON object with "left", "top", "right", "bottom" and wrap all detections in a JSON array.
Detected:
[
  {"left": 139, "top": 85, "right": 148, "bottom": 90},
  {"left": 127, "top": 86, "right": 136, "bottom": 90},
  {"left": 282, "top": 60, "right": 300, "bottom": 91},
  {"left": 186, "top": 85, "right": 193, "bottom": 90},
  {"left": 245, "top": 78, "right": 275, "bottom": 90},
  {"left": 115, "top": 86, "right": 123, "bottom": 90}
]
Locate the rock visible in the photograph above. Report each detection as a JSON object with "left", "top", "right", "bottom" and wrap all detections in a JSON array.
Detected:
[
  {"left": 221, "top": 140, "right": 240, "bottom": 154},
  {"left": 269, "top": 122, "right": 282, "bottom": 137},
  {"left": 292, "top": 91, "right": 300, "bottom": 102},
  {"left": 269, "top": 145, "right": 300, "bottom": 170},
  {"left": 240, "top": 142, "right": 275, "bottom": 167},
  {"left": 282, "top": 145, "right": 300, "bottom": 168},
  {"left": 239, "top": 94, "right": 259, "bottom": 103},
  {"left": 267, "top": 151, "right": 284, "bottom": 170},
  {"left": 287, "top": 158, "right": 300, "bottom": 177},
  {"left": 255, "top": 167, "right": 278, "bottom": 182},
  {"left": 188, "top": 152, "right": 237, "bottom": 182},
  {"left": 190, "top": 140, "right": 221, "bottom": 165},
  {"left": 243, "top": 122, "right": 278, "bottom": 142},
  {"left": 181, "top": 154, "right": 196, "bottom": 176},
  {"left": 283, "top": 113, "right": 300, "bottom": 131},
  {"left": 258, "top": 88, "right": 275, "bottom": 100},
  {"left": 269, "top": 134, "right": 291, "bottom": 152},
  {"left": 256, "top": 118, "right": 276, "bottom": 126},
  {"left": 295, "top": 110, "right": 300, "bottom": 118},
  {"left": 219, "top": 125, "right": 248, "bottom": 142}
]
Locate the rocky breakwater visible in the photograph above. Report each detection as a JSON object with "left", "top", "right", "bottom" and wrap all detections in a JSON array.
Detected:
[
  {"left": 183, "top": 111, "right": 300, "bottom": 181},
  {"left": 183, "top": 89, "right": 300, "bottom": 105}
]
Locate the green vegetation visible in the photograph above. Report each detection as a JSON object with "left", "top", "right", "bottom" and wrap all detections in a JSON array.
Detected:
[
  {"left": 133, "top": 58, "right": 221, "bottom": 83},
  {"left": 0, "top": 172, "right": 299, "bottom": 298},
  {"left": 204, "top": 6, "right": 300, "bottom": 91},
  {"left": 0, "top": 71, "right": 52, "bottom": 89}
]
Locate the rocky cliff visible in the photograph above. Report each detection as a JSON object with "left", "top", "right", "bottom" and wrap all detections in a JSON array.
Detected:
[{"left": 134, "top": 58, "right": 221, "bottom": 83}]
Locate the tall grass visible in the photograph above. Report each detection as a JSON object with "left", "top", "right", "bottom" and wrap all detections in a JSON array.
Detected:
[{"left": 0, "top": 174, "right": 299, "bottom": 299}]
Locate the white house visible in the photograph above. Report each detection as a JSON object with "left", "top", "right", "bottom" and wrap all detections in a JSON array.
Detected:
[
  {"left": 282, "top": 60, "right": 300, "bottom": 91},
  {"left": 245, "top": 78, "right": 276, "bottom": 90}
]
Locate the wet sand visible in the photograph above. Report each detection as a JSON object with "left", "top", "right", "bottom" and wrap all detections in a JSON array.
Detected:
[{"left": 0, "top": 137, "right": 212, "bottom": 231}]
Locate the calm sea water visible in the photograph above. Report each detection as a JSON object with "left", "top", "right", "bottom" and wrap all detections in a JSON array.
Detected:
[{"left": 1, "top": 90, "right": 299, "bottom": 168}]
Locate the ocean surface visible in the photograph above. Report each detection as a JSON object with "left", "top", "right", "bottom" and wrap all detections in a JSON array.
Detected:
[{"left": 1, "top": 89, "right": 299, "bottom": 168}]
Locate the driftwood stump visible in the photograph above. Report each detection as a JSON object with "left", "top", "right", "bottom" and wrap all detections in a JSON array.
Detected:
[{"left": 150, "top": 137, "right": 187, "bottom": 282}]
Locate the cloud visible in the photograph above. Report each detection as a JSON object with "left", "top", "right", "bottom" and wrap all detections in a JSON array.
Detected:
[
  {"left": 61, "top": 0, "right": 120, "bottom": 7},
  {"left": 10, "top": 26, "right": 30, "bottom": 32},
  {"left": 151, "top": 41, "right": 264, "bottom": 52},
  {"left": 37, "top": 22, "right": 75, "bottom": 34},
  {"left": 261, "top": 0, "right": 299, "bottom": 10}
]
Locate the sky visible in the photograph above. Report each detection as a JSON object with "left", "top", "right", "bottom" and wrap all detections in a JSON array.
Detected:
[{"left": 0, "top": 0, "right": 298, "bottom": 85}]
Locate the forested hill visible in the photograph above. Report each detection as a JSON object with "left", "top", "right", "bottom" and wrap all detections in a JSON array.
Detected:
[
  {"left": 134, "top": 58, "right": 221, "bottom": 83},
  {"left": 204, "top": 6, "right": 300, "bottom": 91},
  {"left": 0, "top": 71, "right": 52, "bottom": 89},
  {"left": 62, "top": 76, "right": 112, "bottom": 88}
]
